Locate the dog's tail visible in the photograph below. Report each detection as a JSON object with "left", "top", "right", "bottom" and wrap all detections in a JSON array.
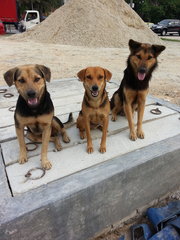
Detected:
[
  {"left": 63, "top": 112, "right": 75, "bottom": 128},
  {"left": 110, "top": 95, "right": 115, "bottom": 110}
]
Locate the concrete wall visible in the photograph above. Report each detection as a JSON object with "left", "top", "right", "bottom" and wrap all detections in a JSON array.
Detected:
[{"left": 0, "top": 135, "right": 180, "bottom": 240}]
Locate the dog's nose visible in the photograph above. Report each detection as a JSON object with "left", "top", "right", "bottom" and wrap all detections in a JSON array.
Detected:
[
  {"left": 27, "top": 90, "right": 36, "bottom": 98},
  {"left": 139, "top": 67, "right": 146, "bottom": 74},
  {"left": 92, "top": 85, "right": 99, "bottom": 91}
]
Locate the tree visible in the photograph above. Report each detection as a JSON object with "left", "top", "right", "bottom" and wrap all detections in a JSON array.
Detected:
[
  {"left": 126, "top": 0, "right": 180, "bottom": 23},
  {"left": 17, "top": 0, "right": 64, "bottom": 15}
]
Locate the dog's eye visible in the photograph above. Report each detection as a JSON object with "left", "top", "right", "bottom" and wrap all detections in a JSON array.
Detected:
[
  {"left": 18, "top": 78, "right": 25, "bottom": 83},
  {"left": 136, "top": 55, "right": 141, "bottom": 60},
  {"left": 98, "top": 75, "right": 103, "bottom": 80},
  {"left": 148, "top": 55, "right": 153, "bottom": 60},
  {"left": 34, "top": 77, "right": 41, "bottom": 82},
  {"left": 86, "top": 75, "right": 92, "bottom": 80}
]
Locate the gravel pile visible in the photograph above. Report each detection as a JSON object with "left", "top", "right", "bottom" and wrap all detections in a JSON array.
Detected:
[{"left": 13, "top": 0, "right": 162, "bottom": 47}]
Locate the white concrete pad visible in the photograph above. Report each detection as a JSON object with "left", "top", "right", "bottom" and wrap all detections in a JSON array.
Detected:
[
  {"left": 1, "top": 105, "right": 177, "bottom": 166},
  {"left": 5, "top": 114, "right": 180, "bottom": 195},
  {"left": 1, "top": 77, "right": 178, "bottom": 196}
]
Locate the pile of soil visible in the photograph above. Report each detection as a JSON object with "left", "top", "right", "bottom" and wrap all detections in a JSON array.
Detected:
[{"left": 14, "top": 0, "right": 162, "bottom": 47}]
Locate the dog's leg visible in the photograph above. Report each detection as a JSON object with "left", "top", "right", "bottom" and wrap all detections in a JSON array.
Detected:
[
  {"left": 84, "top": 116, "right": 93, "bottom": 153},
  {"left": 53, "top": 136, "right": 62, "bottom": 151},
  {"left": 76, "top": 114, "right": 85, "bottom": 139},
  {"left": 124, "top": 103, "right": 137, "bottom": 141},
  {"left": 111, "top": 93, "right": 122, "bottom": 121},
  {"left": 137, "top": 91, "right": 147, "bottom": 139},
  {"left": 111, "top": 106, "right": 120, "bottom": 121},
  {"left": 79, "top": 130, "right": 85, "bottom": 139},
  {"left": 16, "top": 126, "right": 28, "bottom": 164},
  {"left": 99, "top": 117, "right": 109, "bottom": 153},
  {"left": 41, "top": 124, "right": 52, "bottom": 170},
  {"left": 137, "top": 101, "right": 145, "bottom": 139},
  {"left": 61, "top": 128, "right": 70, "bottom": 143},
  {"left": 52, "top": 117, "right": 70, "bottom": 148}
]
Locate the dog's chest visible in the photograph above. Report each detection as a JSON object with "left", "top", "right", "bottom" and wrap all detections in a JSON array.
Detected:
[
  {"left": 28, "top": 123, "right": 44, "bottom": 134},
  {"left": 89, "top": 112, "right": 104, "bottom": 125},
  {"left": 23, "top": 115, "right": 53, "bottom": 135}
]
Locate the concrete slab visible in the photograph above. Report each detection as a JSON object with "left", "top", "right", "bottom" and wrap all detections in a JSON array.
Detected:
[
  {"left": 5, "top": 113, "right": 179, "bottom": 195},
  {"left": 0, "top": 152, "right": 11, "bottom": 200},
  {"left": 0, "top": 78, "right": 179, "bottom": 240},
  {"left": 1, "top": 105, "right": 177, "bottom": 166}
]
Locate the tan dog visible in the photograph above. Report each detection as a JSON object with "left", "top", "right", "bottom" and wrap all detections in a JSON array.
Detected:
[
  {"left": 4, "top": 64, "right": 71, "bottom": 170},
  {"left": 76, "top": 67, "right": 112, "bottom": 153}
]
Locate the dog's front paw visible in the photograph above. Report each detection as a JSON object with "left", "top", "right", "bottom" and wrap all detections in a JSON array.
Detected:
[
  {"left": 19, "top": 155, "right": 28, "bottom": 164},
  {"left": 80, "top": 131, "right": 85, "bottom": 139},
  {"left": 56, "top": 143, "right": 62, "bottom": 151},
  {"left": 41, "top": 160, "right": 52, "bottom": 170},
  {"left": 87, "top": 146, "right": 94, "bottom": 154},
  {"left": 63, "top": 134, "right": 70, "bottom": 143},
  {"left": 137, "top": 129, "right": 145, "bottom": 139},
  {"left": 111, "top": 115, "right": 117, "bottom": 122},
  {"left": 129, "top": 131, "right": 137, "bottom": 141},
  {"left": 99, "top": 146, "right": 106, "bottom": 153}
]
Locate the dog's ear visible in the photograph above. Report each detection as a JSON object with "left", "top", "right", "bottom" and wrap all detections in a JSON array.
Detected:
[
  {"left": 152, "top": 45, "right": 166, "bottom": 57},
  {"left": 77, "top": 68, "right": 86, "bottom": 82},
  {"left": 4, "top": 67, "right": 18, "bottom": 87},
  {"left": 104, "top": 68, "right": 112, "bottom": 82},
  {"left": 129, "top": 39, "right": 141, "bottom": 52},
  {"left": 36, "top": 65, "right": 51, "bottom": 82}
]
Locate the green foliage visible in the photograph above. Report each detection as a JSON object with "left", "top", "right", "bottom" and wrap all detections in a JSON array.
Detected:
[
  {"left": 17, "top": 0, "right": 64, "bottom": 15},
  {"left": 16, "top": 0, "right": 180, "bottom": 22},
  {"left": 126, "top": 0, "right": 180, "bottom": 23}
]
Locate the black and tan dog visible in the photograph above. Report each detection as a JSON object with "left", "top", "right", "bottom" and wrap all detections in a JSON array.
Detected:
[
  {"left": 76, "top": 66, "right": 112, "bottom": 153},
  {"left": 4, "top": 64, "right": 71, "bottom": 170},
  {"left": 111, "top": 39, "right": 165, "bottom": 140}
]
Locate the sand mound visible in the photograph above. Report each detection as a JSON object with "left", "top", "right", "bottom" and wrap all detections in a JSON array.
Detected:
[{"left": 13, "top": 0, "right": 162, "bottom": 47}]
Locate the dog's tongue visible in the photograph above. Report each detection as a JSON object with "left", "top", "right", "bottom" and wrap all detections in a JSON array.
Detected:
[
  {"left": 138, "top": 72, "right": 146, "bottom": 81},
  {"left": 28, "top": 98, "right": 38, "bottom": 106},
  {"left": 91, "top": 91, "right": 98, "bottom": 97}
]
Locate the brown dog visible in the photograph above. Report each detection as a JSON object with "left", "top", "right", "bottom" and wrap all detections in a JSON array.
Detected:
[
  {"left": 111, "top": 39, "right": 165, "bottom": 140},
  {"left": 4, "top": 64, "right": 71, "bottom": 170},
  {"left": 76, "top": 67, "right": 112, "bottom": 153}
]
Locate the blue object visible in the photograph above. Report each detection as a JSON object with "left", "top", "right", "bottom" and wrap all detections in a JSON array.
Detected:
[
  {"left": 167, "top": 216, "right": 180, "bottom": 233},
  {"left": 149, "top": 225, "right": 180, "bottom": 240},
  {"left": 147, "top": 201, "right": 180, "bottom": 231},
  {"left": 118, "top": 236, "right": 125, "bottom": 240},
  {"left": 131, "top": 223, "right": 153, "bottom": 240}
]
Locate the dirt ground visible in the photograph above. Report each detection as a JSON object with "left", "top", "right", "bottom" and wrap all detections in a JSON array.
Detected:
[{"left": 0, "top": 35, "right": 180, "bottom": 105}]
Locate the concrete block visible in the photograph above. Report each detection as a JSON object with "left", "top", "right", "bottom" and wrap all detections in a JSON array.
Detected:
[
  {"left": 0, "top": 78, "right": 179, "bottom": 240},
  {"left": 0, "top": 135, "right": 180, "bottom": 240}
]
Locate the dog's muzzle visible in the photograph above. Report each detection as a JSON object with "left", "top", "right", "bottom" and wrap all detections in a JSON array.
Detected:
[
  {"left": 27, "top": 90, "right": 39, "bottom": 106},
  {"left": 91, "top": 85, "right": 99, "bottom": 97}
]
